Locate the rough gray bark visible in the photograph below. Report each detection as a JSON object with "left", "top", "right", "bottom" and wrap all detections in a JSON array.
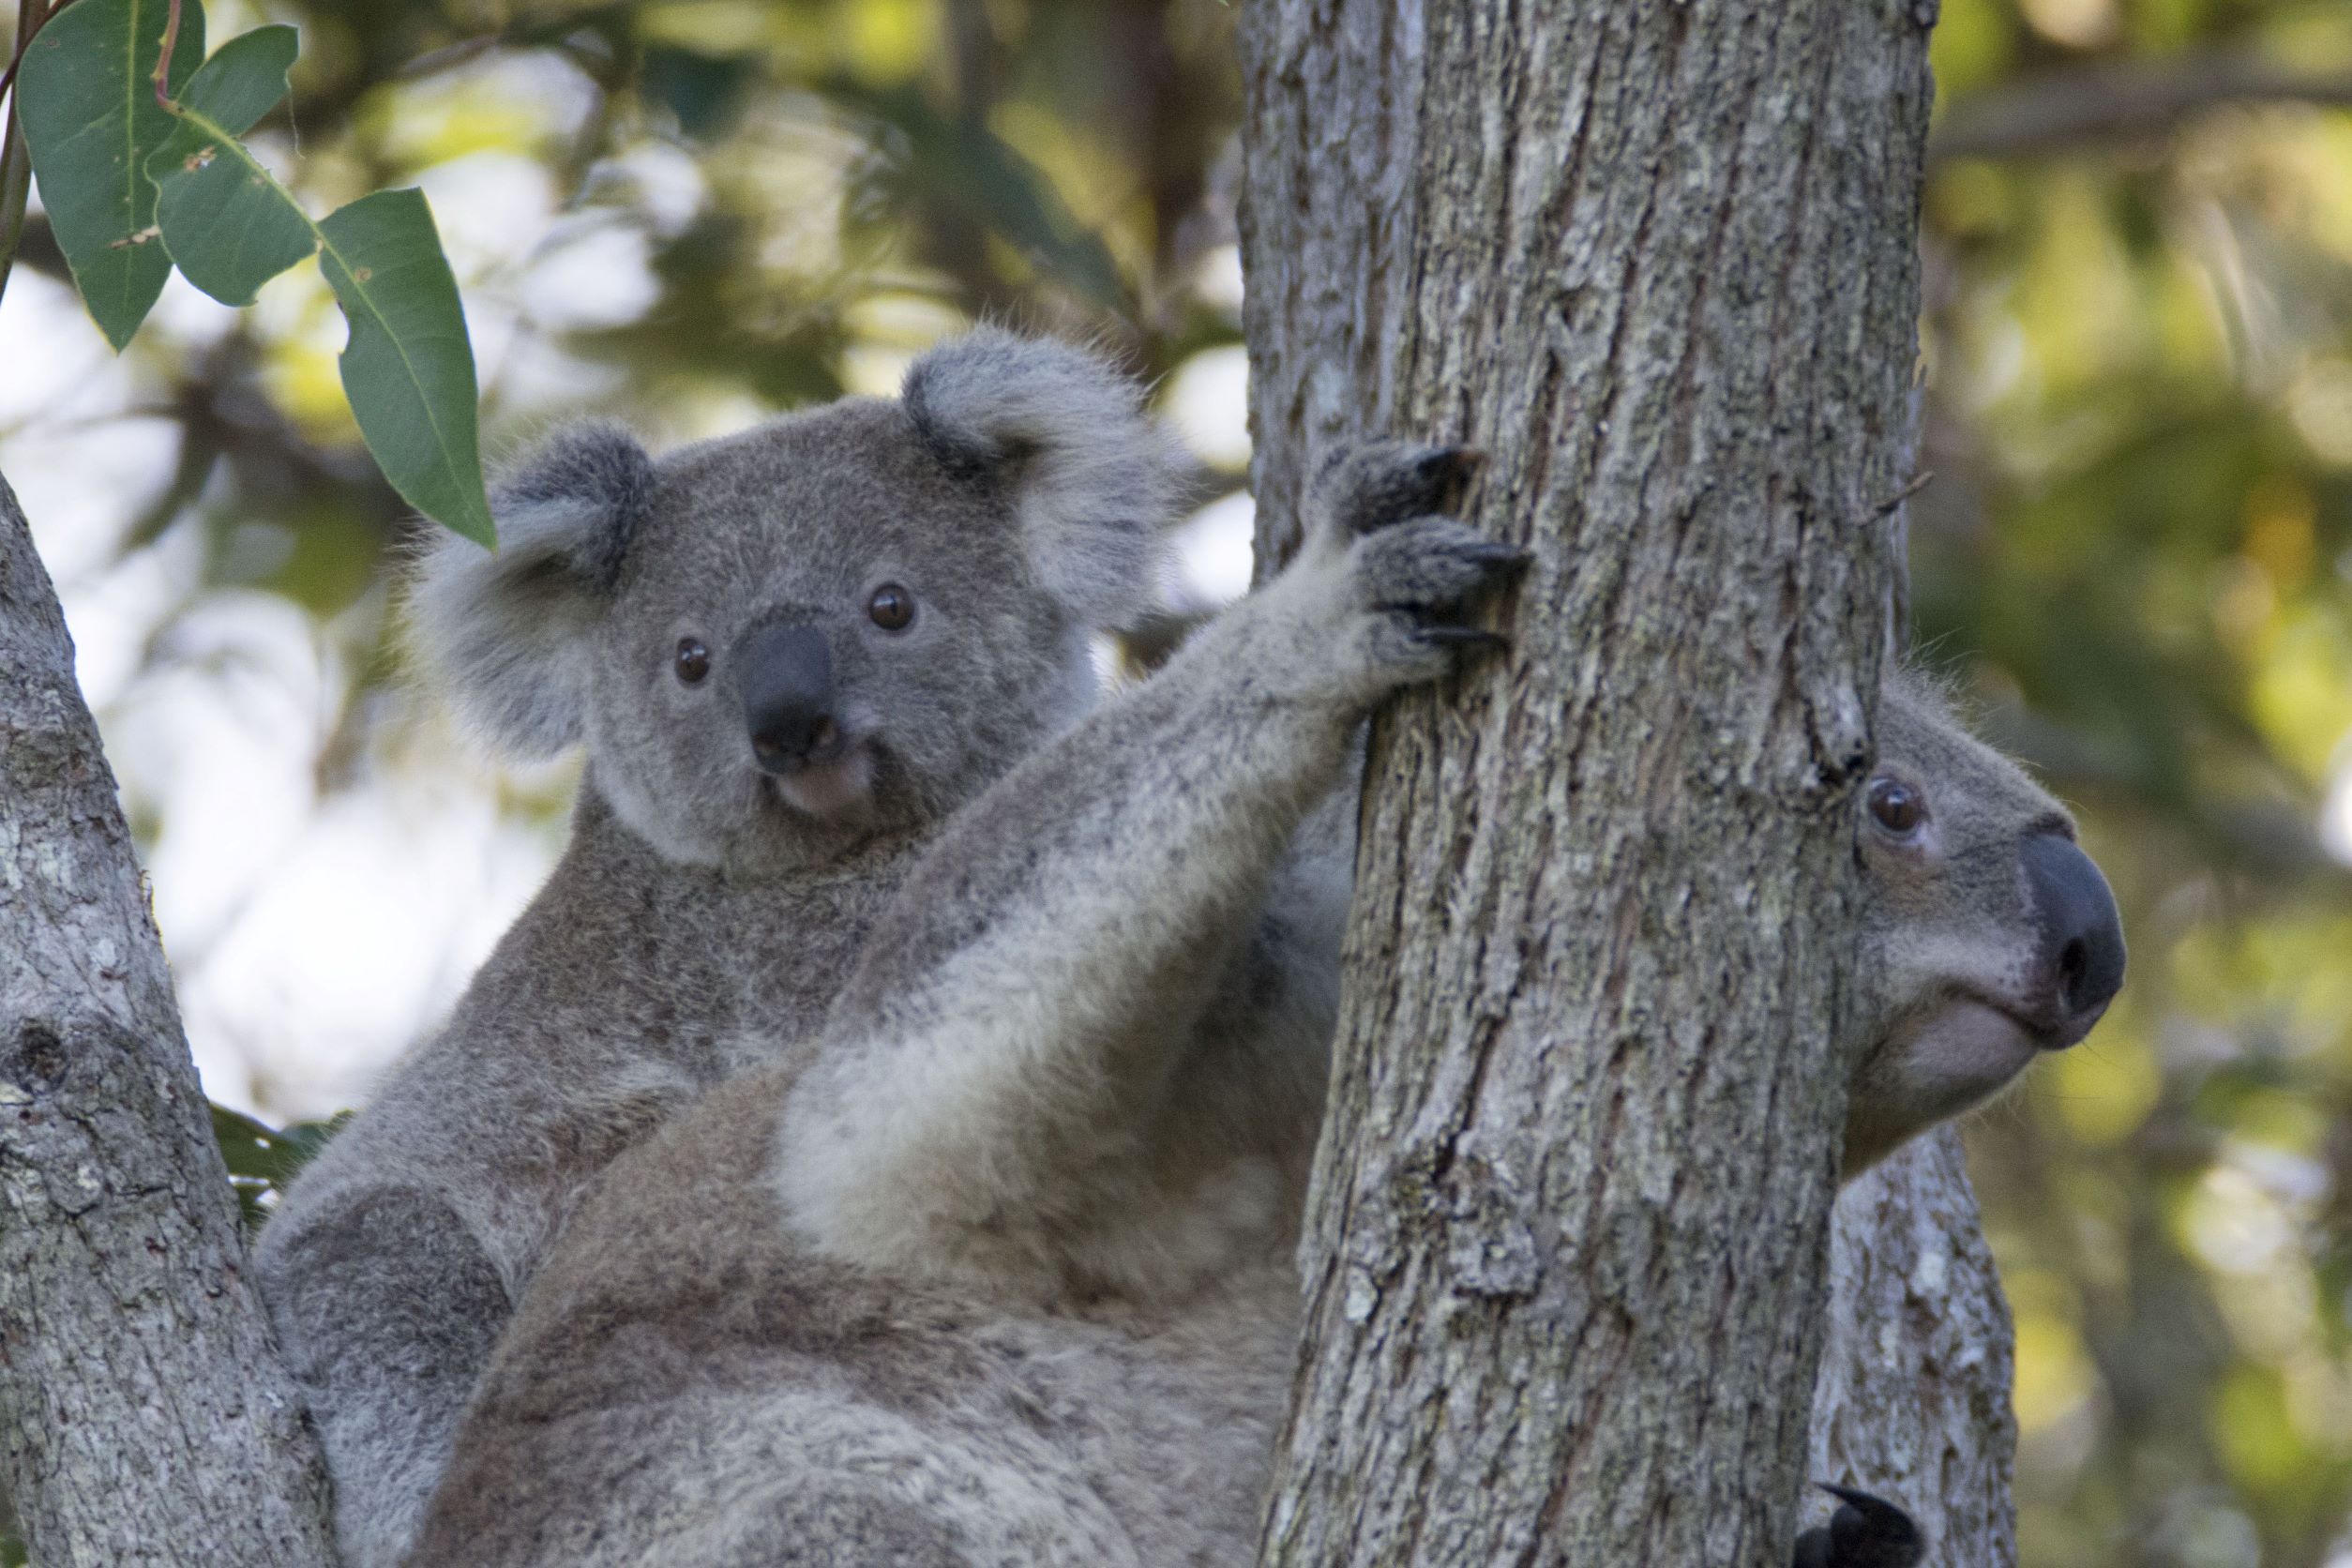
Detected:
[
  {"left": 0, "top": 472, "right": 335, "bottom": 1565},
  {"left": 1806, "top": 1130, "right": 2019, "bottom": 1563},
  {"left": 1238, "top": 5, "right": 1935, "bottom": 1564}
]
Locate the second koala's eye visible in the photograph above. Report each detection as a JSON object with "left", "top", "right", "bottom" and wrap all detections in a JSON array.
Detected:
[
  {"left": 674, "top": 637, "right": 711, "bottom": 685},
  {"left": 867, "top": 583, "right": 915, "bottom": 631},
  {"left": 1867, "top": 776, "right": 1925, "bottom": 837}
]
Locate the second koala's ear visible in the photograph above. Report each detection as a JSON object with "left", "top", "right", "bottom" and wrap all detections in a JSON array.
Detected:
[
  {"left": 902, "top": 330, "right": 1180, "bottom": 628},
  {"left": 405, "top": 420, "right": 656, "bottom": 759}
]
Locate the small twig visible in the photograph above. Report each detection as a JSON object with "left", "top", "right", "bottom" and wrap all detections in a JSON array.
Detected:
[
  {"left": 1875, "top": 470, "right": 1934, "bottom": 518},
  {"left": 0, "top": 108, "right": 26, "bottom": 311},
  {"left": 0, "top": 0, "right": 73, "bottom": 110},
  {"left": 1932, "top": 51, "right": 2352, "bottom": 163},
  {"left": 394, "top": 2, "right": 635, "bottom": 81},
  {"left": 0, "top": 0, "right": 48, "bottom": 310},
  {"left": 149, "top": 0, "right": 178, "bottom": 109}
]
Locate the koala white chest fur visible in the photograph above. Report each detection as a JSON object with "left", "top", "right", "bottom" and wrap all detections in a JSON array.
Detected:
[
  {"left": 422, "top": 1074, "right": 1307, "bottom": 1567},
  {"left": 414, "top": 432, "right": 2125, "bottom": 1568}
]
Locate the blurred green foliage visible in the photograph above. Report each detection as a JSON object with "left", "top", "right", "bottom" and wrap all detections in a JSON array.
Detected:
[
  {"left": 1923, "top": 2, "right": 2352, "bottom": 1563},
  {"left": 4, "top": 0, "right": 2352, "bottom": 1563}
]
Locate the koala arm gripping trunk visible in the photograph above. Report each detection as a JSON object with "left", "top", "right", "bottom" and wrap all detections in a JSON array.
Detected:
[{"left": 774, "top": 444, "right": 1517, "bottom": 1304}]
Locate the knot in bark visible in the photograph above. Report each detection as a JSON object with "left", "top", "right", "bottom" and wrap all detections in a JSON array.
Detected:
[{"left": 1, "top": 1019, "right": 70, "bottom": 1102}]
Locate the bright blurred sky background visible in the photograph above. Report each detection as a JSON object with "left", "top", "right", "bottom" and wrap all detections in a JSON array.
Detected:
[{"left": 7, "top": 0, "right": 2352, "bottom": 1562}]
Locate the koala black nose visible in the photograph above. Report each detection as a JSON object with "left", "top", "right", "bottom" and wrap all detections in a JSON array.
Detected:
[
  {"left": 737, "top": 622, "right": 837, "bottom": 774},
  {"left": 2022, "top": 831, "right": 2126, "bottom": 1035}
]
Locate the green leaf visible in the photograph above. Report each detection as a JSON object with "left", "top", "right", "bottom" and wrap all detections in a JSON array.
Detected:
[
  {"left": 15, "top": 0, "right": 206, "bottom": 349},
  {"left": 144, "top": 26, "right": 314, "bottom": 307},
  {"left": 128, "top": 26, "right": 491, "bottom": 541},
  {"left": 209, "top": 1103, "right": 352, "bottom": 1229},
  {"left": 317, "top": 190, "right": 494, "bottom": 546}
]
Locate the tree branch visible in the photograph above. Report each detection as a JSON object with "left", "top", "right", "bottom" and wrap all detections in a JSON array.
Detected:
[
  {"left": 1932, "top": 50, "right": 2352, "bottom": 163},
  {"left": 1809, "top": 1130, "right": 2019, "bottom": 1562},
  {"left": 0, "top": 471, "right": 334, "bottom": 1564}
]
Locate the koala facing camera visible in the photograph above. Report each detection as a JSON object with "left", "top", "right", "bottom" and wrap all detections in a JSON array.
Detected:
[
  {"left": 255, "top": 332, "right": 1182, "bottom": 1568},
  {"left": 411, "top": 342, "right": 1174, "bottom": 872}
]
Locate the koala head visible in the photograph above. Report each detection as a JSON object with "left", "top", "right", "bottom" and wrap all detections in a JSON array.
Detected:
[
  {"left": 408, "top": 332, "right": 1179, "bottom": 875},
  {"left": 1841, "top": 671, "right": 2127, "bottom": 1178}
]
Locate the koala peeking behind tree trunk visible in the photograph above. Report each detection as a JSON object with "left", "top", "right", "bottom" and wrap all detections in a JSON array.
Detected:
[
  {"left": 250, "top": 331, "right": 1185, "bottom": 1568},
  {"left": 412, "top": 445, "right": 2124, "bottom": 1567}
]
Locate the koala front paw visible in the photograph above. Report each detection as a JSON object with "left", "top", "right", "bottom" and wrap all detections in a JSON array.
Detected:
[
  {"left": 1284, "top": 442, "right": 1523, "bottom": 702},
  {"left": 1349, "top": 514, "right": 1522, "bottom": 683},
  {"left": 1790, "top": 1485, "right": 1922, "bottom": 1568},
  {"left": 1310, "top": 442, "right": 1485, "bottom": 539}
]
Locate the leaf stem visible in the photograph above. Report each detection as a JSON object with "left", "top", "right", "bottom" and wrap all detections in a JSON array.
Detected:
[
  {"left": 0, "top": 102, "right": 25, "bottom": 309},
  {"left": 0, "top": 0, "right": 43, "bottom": 309},
  {"left": 0, "top": 0, "right": 72, "bottom": 105},
  {"left": 150, "top": 0, "right": 178, "bottom": 109}
]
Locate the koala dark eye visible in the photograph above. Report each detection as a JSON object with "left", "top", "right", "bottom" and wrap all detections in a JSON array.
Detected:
[
  {"left": 673, "top": 637, "right": 711, "bottom": 686},
  {"left": 867, "top": 583, "right": 915, "bottom": 631},
  {"left": 1866, "top": 776, "right": 1925, "bottom": 837}
]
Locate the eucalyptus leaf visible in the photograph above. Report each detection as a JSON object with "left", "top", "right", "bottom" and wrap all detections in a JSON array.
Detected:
[
  {"left": 317, "top": 191, "right": 494, "bottom": 546},
  {"left": 210, "top": 1103, "right": 351, "bottom": 1229},
  {"left": 145, "top": 26, "right": 313, "bottom": 307},
  {"left": 15, "top": 0, "right": 205, "bottom": 348},
  {"left": 209, "top": 1103, "right": 285, "bottom": 1229}
]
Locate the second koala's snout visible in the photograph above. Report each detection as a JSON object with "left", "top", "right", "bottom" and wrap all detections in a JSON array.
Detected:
[
  {"left": 737, "top": 621, "right": 840, "bottom": 774},
  {"left": 2022, "top": 832, "right": 2126, "bottom": 1046}
]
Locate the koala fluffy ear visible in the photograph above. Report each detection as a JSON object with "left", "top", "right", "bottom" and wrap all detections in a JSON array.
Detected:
[
  {"left": 405, "top": 420, "right": 656, "bottom": 759},
  {"left": 902, "top": 330, "right": 1180, "bottom": 628}
]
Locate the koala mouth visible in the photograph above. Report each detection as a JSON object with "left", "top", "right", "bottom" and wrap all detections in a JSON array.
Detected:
[
  {"left": 2041, "top": 998, "right": 2109, "bottom": 1050},
  {"left": 1953, "top": 988, "right": 2103, "bottom": 1053},
  {"left": 763, "top": 744, "right": 878, "bottom": 822}
]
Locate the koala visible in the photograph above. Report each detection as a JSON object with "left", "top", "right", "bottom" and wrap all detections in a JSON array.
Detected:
[
  {"left": 251, "top": 331, "right": 1183, "bottom": 1568},
  {"left": 1842, "top": 673, "right": 2126, "bottom": 1176},
  {"left": 413, "top": 444, "right": 2124, "bottom": 1568}
]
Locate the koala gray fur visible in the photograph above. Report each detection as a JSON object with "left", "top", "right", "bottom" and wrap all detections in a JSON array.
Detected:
[
  {"left": 254, "top": 330, "right": 1183, "bottom": 1568},
  {"left": 413, "top": 445, "right": 2122, "bottom": 1567}
]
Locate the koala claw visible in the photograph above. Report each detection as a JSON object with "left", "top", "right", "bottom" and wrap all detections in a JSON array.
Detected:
[
  {"left": 1790, "top": 1485, "right": 1923, "bottom": 1568},
  {"left": 1411, "top": 625, "right": 1510, "bottom": 654},
  {"left": 1451, "top": 539, "right": 1534, "bottom": 575}
]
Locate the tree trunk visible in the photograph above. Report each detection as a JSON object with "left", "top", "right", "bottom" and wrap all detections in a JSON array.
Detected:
[
  {"left": 1238, "top": 6, "right": 1935, "bottom": 1564},
  {"left": 0, "top": 473, "right": 334, "bottom": 1565},
  {"left": 1806, "top": 1130, "right": 2019, "bottom": 1562}
]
